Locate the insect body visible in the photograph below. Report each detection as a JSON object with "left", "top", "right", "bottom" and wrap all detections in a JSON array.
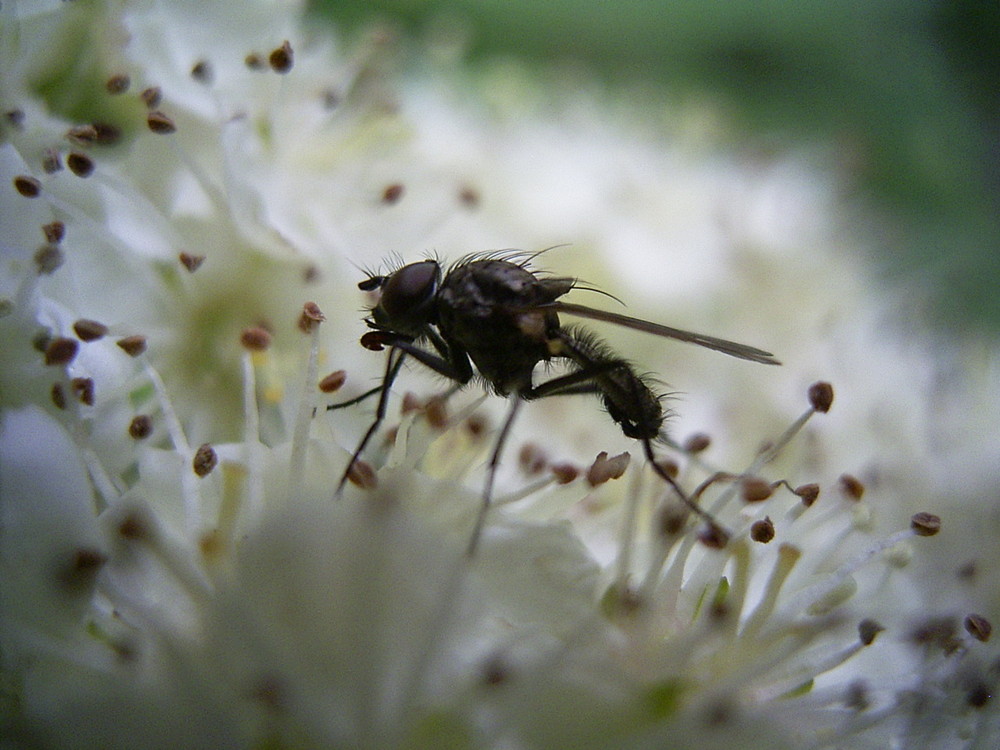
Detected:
[{"left": 333, "top": 251, "right": 779, "bottom": 555}]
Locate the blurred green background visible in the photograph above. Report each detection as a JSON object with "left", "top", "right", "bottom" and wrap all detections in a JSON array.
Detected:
[{"left": 311, "top": 0, "right": 999, "bottom": 335}]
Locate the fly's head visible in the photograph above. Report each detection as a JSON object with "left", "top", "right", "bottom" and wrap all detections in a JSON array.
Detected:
[{"left": 360, "top": 259, "right": 441, "bottom": 336}]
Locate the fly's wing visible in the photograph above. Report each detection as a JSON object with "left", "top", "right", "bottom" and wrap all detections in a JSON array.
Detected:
[{"left": 544, "top": 301, "right": 781, "bottom": 365}]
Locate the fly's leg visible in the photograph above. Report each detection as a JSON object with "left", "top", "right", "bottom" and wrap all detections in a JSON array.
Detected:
[
  {"left": 334, "top": 330, "right": 473, "bottom": 499},
  {"left": 466, "top": 397, "right": 522, "bottom": 557},
  {"left": 334, "top": 347, "right": 407, "bottom": 497}
]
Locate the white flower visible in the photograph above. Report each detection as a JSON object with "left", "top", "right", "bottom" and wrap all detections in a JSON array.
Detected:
[{"left": 2, "top": 1, "right": 998, "bottom": 748}]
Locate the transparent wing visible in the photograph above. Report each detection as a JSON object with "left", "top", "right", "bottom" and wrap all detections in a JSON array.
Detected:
[{"left": 545, "top": 301, "right": 781, "bottom": 365}]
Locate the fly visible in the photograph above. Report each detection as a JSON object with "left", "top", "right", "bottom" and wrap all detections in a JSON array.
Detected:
[{"left": 330, "top": 250, "right": 780, "bottom": 555}]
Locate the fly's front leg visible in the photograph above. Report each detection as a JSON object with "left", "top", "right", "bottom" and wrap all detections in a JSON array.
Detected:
[{"left": 335, "top": 346, "right": 407, "bottom": 497}]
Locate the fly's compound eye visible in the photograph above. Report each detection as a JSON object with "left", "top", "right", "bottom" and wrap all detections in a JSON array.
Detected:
[{"left": 373, "top": 260, "right": 440, "bottom": 332}]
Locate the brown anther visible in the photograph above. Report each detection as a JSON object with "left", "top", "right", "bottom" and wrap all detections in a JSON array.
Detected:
[
  {"left": 458, "top": 185, "right": 480, "bottom": 207},
  {"left": 967, "top": 680, "right": 992, "bottom": 708},
  {"left": 192, "top": 443, "right": 218, "bottom": 477},
  {"left": 808, "top": 381, "right": 834, "bottom": 413},
  {"left": 146, "top": 111, "right": 176, "bottom": 134},
  {"left": 586, "top": 450, "right": 630, "bottom": 486},
  {"left": 550, "top": 463, "right": 579, "bottom": 484},
  {"left": 66, "top": 124, "right": 99, "bottom": 144},
  {"left": 347, "top": 459, "right": 377, "bottom": 489},
  {"left": 321, "top": 89, "right": 340, "bottom": 109},
  {"left": 965, "top": 614, "right": 992, "bottom": 643},
  {"left": 750, "top": 516, "right": 775, "bottom": 543},
  {"left": 34, "top": 244, "right": 63, "bottom": 274},
  {"left": 480, "top": 654, "right": 510, "bottom": 687},
  {"left": 698, "top": 523, "right": 729, "bottom": 549},
  {"left": 42, "top": 150, "right": 62, "bottom": 174},
  {"left": 179, "top": 252, "right": 205, "bottom": 272},
  {"left": 424, "top": 397, "right": 448, "bottom": 429},
  {"left": 245, "top": 52, "right": 266, "bottom": 70},
  {"left": 191, "top": 60, "right": 213, "bottom": 84},
  {"left": 518, "top": 443, "right": 549, "bottom": 475},
  {"left": 90, "top": 122, "right": 122, "bottom": 145},
  {"left": 657, "top": 505, "right": 688, "bottom": 537},
  {"left": 13, "top": 175, "right": 41, "bottom": 197},
  {"left": 909, "top": 617, "right": 960, "bottom": 653},
  {"left": 42, "top": 221, "right": 65, "bottom": 243},
  {"left": 59, "top": 547, "right": 107, "bottom": 589},
  {"left": 140, "top": 87, "right": 162, "bottom": 109},
  {"left": 910, "top": 512, "right": 941, "bottom": 537},
  {"left": 464, "top": 413, "right": 488, "bottom": 439},
  {"left": 116, "top": 335, "right": 147, "bottom": 357},
  {"left": 71, "top": 377, "right": 95, "bottom": 406},
  {"left": 33, "top": 330, "right": 51, "bottom": 352},
  {"left": 44, "top": 337, "right": 78, "bottom": 366},
  {"left": 118, "top": 511, "right": 150, "bottom": 540},
  {"left": 741, "top": 476, "right": 773, "bottom": 503},
  {"left": 381, "top": 183, "right": 404, "bottom": 204},
  {"left": 794, "top": 482, "right": 820, "bottom": 507},
  {"left": 838, "top": 473, "right": 865, "bottom": 501},
  {"left": 66, "top": 151, "right": 95, "bottom": 178},
  {"left": 240, "top": 326, "right": 272, "bottom": 351},
  {"left": 401, "top": 392, "right": 422, "bottom": 415},
  {"left": 655, "top": 457, "right": 679, "bottom": 478},
  {"left": 318, "top": 370, "right": 347, "bottom": 394},
  {"left": 4, "top": 109, "right": 25, "bottom": 129},
  {"left": 957, "top": 560, "right": 978, "bottom": 580},
  {"left": 298, "top": 301, "right": 325, "bottom": 332},
  {"left": 268, "top": 40, "right": 294, "bottom": 73},
  {"left": 73, "top": 319, "right": 109, "bottom": 341},
  {"left": 844, "top": 680, "right": 870, "bottom": 711},
  {"left": 51, "top": 382, "right": 67, "bottom": 409},
  {"left": 128, "top": 414, "right": 153, "bottom": 439},
  {"left": 302, "top": 264, "right": 320, "bottom": 283},
  {"left": 858, "top": 619, "right": 885, "bottom": 646},
  {"left": 683, "top": 432, "right": 712, "bottom": 453},
  {"left": 106, "top": 74, "right": 131, "bottom": 94}
]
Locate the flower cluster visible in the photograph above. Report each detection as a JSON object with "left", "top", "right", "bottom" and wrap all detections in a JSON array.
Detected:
[{"left": 1, "top": 1, "right": 997, "bottom": 748}]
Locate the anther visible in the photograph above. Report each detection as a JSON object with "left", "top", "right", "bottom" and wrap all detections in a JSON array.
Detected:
[
  {"left": 44, "top": 337, "right": 78, "bottom": 366},
  {"left": 59, "top": 547, "right": 107, "bottom": 589},
  {"left": 518, "top": 443, "right": 549, "bottom": 475},
  {"left": 34, "top": 244, "right": 63, "bottom": 274},
  {"left": 794, "top": 482, "right": 820, "bottom": 507},
  {"left": 42, "top": 221, "right": 65, "bottom": 243},
  {"left": 586, "top": 451, "right": 630, "bottom": 486},
  {"left": 245, "top": 52, "right": 266, "bottom": 70},
  {"left": 965, "top": 614, "right": 992, "bottom": 643},
  {"left": 192, "top": 443, "right": 218, "bottom": 477},
  {"left": 698, "top": 523, "right": 730, "bottom": 549},
  {"left": 73, "top": 319, "right": 109, "bottom": 341},
  {"left": 910, "top": 512, "right": 941, "bottom": 537},
  {"left": 347, "top": 459, "right": 377, "bottom": 489},
  {"left": 140, "top": 87, "right": 162, "bottom": 109},
  {"left": 146, "top": 111, "right": 177, "bottom": 134},
  {"left": 683, "top": 432, "right": 712, "bottom": 453},
  {"left": 740, "top": 476, "right": 773, "bottom": 503},
  {"left": 550, "top": 463, "right": 579, "bottom": 484},
  {"left": 179, "top": 252, "right": 205, "bottom": 272},
  {"left": 458, "top": 185, "right": 480, "bottom": 207},
  {"left": 66, "top": 152, "right": 95, "bottom": 178},
  {"left": 298, "top": 302, "right": 325, "bottom": 333},
  {"left": 808, "top": 381, "right": 834, "bottom": 412},
  {"left": 750, "top": 516, "right": 775, "bottom": 543},
  {"left": 42, "top": 150, "right": 62, "bottom": 173},
  {"left": 381, "top": 183, "right": 404, "bottom": 204},
  {"left": 318, "top": 370, "right": 347, "bottom": 393},
  {"left": 128, "top": 414, "right": 153, "bottom": 440},
  {"left": 106, "top": 74, "right": 131, "bottom": 94},
  {"left": 838, "top": 473, "right": 865, "bottom": 501},
  {"left": 116, "top": 335, "right": 147, "bottom": 357},
  {"left": 51, "top": 383, "right": 66, "bottom": 409},
  {"left": 66, "top": 125, "right": 99, "bottom": 145},
  {"left": 858, "top": 618, "right": 885, "bottom": 646},
  {"left": 269, "top": 41, "right": 294, "bottom": 73},
  {"left": 190, "top": 60, "right": 213, "bottom": 84},
  {"left": 71, "top": 377, "right": 95, "bottom": 406},
  {"left": 13, "top": 175, "right": 41, "bottom": 197},
  {"left": 240, "top": 326, "right": 272, "bottom": 351}
]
